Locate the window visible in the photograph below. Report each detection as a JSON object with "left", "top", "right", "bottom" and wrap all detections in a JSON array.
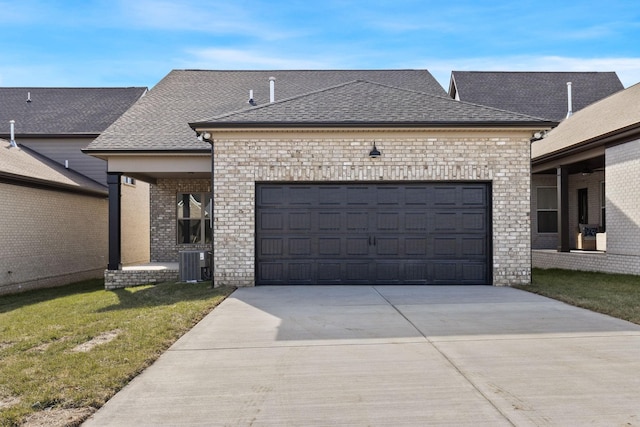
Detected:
[
  {"left": 177, "top": 193, "right": 212, "bottom": 244},
  {"left": 537, "top": 187, "right": 558, "bottom": 233},
  {"left": 600, "top": 181, "right": 606, "bottom": 231}
]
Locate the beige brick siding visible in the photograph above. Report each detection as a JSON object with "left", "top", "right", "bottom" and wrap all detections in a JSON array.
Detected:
[
  {"left": 0, "top": 183, "right": 107, "bottom": 295},
  {"left": 606, "top": 139, "right": 640, "bottom": 257},
  {"left": 203, "top": 129, "right": 533, "bottom": 286}
]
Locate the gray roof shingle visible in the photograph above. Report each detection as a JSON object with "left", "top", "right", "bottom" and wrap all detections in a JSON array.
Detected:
[
  {"left": 0, "top": 87, "right": 147, "bottom": 135},
  {"left": 192, "top": 80, "right": 552, "bottom": 127},
  {"left": 0, "top": 139, "right": 107, "bottom": 195},
  {"left": 450, "top": 71, "right": 624, "bottom": 121},
  {"left": 86, "top": 70, "right": 448, "bottom": 152}
]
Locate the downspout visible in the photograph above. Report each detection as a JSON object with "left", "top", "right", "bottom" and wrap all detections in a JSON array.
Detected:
[{"left": 201, "top": 132, "right": 216, "bottom": 287}]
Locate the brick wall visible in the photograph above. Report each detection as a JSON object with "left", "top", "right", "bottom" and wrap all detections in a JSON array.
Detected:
[
  {"left": 199, "top": 129, "right": 533, "bottom": 286},
  {"left": 606, "top": 139, "right": 640, "bottom": 257},
  {"left": 150, "top": 178, "right": 211, "bottom": 262},
  {"left": 0, "top": 183, "right": 107, "bottom": 295}
]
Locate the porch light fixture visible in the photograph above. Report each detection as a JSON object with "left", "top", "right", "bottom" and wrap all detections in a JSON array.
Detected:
[{"left": 369, "top": 142, "right": 381, "bottom": 158}]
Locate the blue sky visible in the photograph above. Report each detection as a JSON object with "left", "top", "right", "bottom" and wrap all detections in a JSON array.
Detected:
[{"left": 2, "top": 0, "right": 640, "bottom": 90}]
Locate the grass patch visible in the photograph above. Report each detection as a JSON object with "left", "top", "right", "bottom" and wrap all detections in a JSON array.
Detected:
[
  {"left": 516, "top": 268, "right": 640, "bottom": 325},
  {"left": 0, "top": 279, "right": 234, "bottom": 426}
]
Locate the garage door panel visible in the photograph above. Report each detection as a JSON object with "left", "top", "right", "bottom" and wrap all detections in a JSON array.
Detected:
[
  {"left": 462, "top": 237, "right": 486, "bottom": 257},
  {"left": 317, "top": 211, "right": 342, "bottom": 231},
  {"left": 317, "top": 237, "right": 341, "bottom": 256},
  {"left": 347, "top": 212, "right": 370, "bottom": 230},
  {"left": 346, "top": 238, "right": 370, "bottom": 256},
  {"left": 259, "top": 212, "right": 285, "bottom": 230},
  {"left": 256, "top": 183, "right": 490, "bottom": 285},
  {"left": 289, "top": 212, "right": 312, "bottom": 230}
]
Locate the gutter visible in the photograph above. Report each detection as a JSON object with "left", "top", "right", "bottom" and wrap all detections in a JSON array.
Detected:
[
  {"left": 189, "top": 120, "right": 558, "bottom": 130},
  {"left": 0, "top": 172, "right": 108, "bottom": 197}
]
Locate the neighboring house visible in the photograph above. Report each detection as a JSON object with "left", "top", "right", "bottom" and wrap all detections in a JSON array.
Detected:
[
  {"left": 0, "top": 139, "right": 108, "bottom": 295},
  {"left": 447, "top": 71, "right": 625, "bottom": 256},
  {"left": 449, "top": 71, "right": 624, "bottom": 121},
  {"left": 85, "top": 69, "right": 554, "bottom": 288},
  {"left": 531, "top": 82, "right": 640, "bottom": 276},
  {"left": 0, "top": 87, "right": 149, "bottom": 294}
]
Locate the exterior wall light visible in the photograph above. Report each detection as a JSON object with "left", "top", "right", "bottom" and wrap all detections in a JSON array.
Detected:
[{"left": 369, "top": 142, "right": 381, "bottom": 158}]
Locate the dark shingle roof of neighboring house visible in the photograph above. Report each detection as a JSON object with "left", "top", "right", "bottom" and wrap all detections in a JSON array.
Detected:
[
  {"left": 532, "top": 81, "right": 640, "bottom": 161},
  {"left": 0, "top": 87, "right": 147, "bottom": 136},
  {"left": 191, "top": 80, "right": 553, "bottom": 128},
  {"left": 0, "top": 139, "right": 107, "bottom": 196},
  {"left": 85, "top": 70, "right": 448, "bottom": 152},
  {"left": 449, "top": 71, "right": 624, "bottom": 122}
]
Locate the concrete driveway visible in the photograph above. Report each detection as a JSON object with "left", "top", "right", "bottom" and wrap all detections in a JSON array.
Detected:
[{"left": 84, "top": 286, "right": 640, "bottom": 426}]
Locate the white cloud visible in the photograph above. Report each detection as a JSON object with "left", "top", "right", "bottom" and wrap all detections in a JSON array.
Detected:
[
  {"left": 118, "top": 0, "right": 301, "bottom": 40},
  {"left": 183, "top": 48, "right": 336, "bottom": 70},
  {"left": 418, "top": 56, "right": 640, "bottom": 89}
]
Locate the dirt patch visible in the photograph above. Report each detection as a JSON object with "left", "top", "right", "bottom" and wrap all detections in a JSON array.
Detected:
[
  {"left": 71, "top": 330, "right": 122, "bottom": 353},
  {"left": 22, "top": 407, "right": 95, "bottom": 427},
  {"left": 0, "top": 341, "right": 14, "bottom": 351},
  {"left": 0, "top": 395, "right": 20, "bottom": 410}
]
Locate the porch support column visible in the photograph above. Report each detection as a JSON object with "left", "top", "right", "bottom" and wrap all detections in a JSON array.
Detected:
[
  {"left": 107, "top": 172, "right": 122, "bottom": 270},
  {"left": 557, "top": 166, "right": 570, "bottom": 252}
]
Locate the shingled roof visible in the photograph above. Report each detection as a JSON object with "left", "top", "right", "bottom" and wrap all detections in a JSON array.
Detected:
[
  {"left": 85, "top": 70, "right": 448, "bottom": 152},
  {"left": 0, "top": 139, "right": 107, "bottom": 196},
  {"left": 532, "top": 81, "right": 640, "bottom": 161},
  {"left": 191, "top": 80, "right": 553, "bottom": 128},
  {"left": 449, "top": 71, "right": 624, "bottom": 122},
  {"left": 0, "top": 87, "right": 147, "bottom": 136}
]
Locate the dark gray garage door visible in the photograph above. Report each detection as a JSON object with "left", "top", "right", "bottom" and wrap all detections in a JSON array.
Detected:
[{"left": 256, "top": 183, "right": 491, "bottom": 285}]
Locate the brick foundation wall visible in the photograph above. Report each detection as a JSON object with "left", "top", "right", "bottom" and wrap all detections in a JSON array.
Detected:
[
  {"left": 104, "top": 268, "right": 179, "bottom": 289},
  {"left": 533, "top": 250, "right": 640, "bottom": 276}
]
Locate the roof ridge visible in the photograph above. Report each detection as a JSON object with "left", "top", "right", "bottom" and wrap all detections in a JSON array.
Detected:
[{"left": 193, "top": 80, "right": 368, "bottom": 122}]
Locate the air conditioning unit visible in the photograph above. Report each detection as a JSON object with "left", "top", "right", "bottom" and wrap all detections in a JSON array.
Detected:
[{"left": 179, "top": 250, "right": 212, "bottom": 282}]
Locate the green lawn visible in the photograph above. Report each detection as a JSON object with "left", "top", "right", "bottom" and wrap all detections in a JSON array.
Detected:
[
  {"left": 516, "top": 268, "right": 640, "bottom": 325},
  {"left": 0, "top": 280, "right": 234, "bottom": 427}
]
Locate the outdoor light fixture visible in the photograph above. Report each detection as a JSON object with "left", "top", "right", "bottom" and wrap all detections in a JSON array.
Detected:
[{"left": 369, "top": 142, "right": 381, "bottom": 158}]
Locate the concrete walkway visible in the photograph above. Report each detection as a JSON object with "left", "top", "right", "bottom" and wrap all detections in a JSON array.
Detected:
[{"left": 84, "top": 286, "right": 640, "bottom": 426}]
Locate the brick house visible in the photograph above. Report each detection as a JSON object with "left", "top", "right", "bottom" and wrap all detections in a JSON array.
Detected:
[
  {"left": 0, "top": 87, "right": 148, "bottom": 294},
  {"left": 86, "top": 69, "right": 555, "bottom": 288},
  {"left": 531, "top": 82, "right": 640, "bottom": 275},
  {"left": 0, "top": 139, "right": 108, "bottom": 295}
]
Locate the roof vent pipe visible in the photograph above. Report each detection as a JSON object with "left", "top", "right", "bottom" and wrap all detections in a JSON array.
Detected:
[
  {"left": 566, "top": 82, "right": 573, "bottom": 119},
  {"left": 9, "top": 120, "right": 17, "bottom": 148},
  {"left": 27, "top": 92, "right": 31, "bottom": 103},
  {"left": 269, "top": 76, "right": 276, "bottom": 103}
]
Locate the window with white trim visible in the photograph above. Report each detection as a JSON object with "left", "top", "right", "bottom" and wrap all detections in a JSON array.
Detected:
[
  {"left": 177, "top": 193, "right": 212, "bottom": 244},
  {"left": 537, "top": 187, "right": 558, "bottom": 233}
]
